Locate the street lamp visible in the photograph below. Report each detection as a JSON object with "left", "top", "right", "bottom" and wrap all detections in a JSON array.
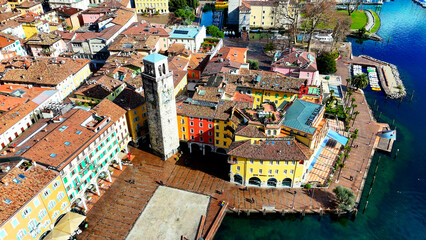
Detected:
[{"left": 293, "top": 190, "right": 297, "bottom": 209}]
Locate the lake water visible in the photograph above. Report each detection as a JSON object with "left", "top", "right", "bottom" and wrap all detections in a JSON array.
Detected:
[{"left": 215, "top": 0, "right": 426, "bottom": 239}]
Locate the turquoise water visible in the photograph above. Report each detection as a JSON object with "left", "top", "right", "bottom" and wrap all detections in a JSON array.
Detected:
[{"left": 215, "top": 1, "right": 426, "bottom": 239}]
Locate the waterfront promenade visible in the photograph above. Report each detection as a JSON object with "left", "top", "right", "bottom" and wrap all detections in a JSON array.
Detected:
[{"left": 77, "top": 90, "right": 385, "bottom": 239}]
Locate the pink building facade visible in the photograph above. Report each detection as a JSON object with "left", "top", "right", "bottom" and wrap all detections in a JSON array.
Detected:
[
  {"left": 271, "top": 50, "right": 319, "bottom": 86},
  {"left": 29, "top": 39, "right": 67, "bottom": 57}
]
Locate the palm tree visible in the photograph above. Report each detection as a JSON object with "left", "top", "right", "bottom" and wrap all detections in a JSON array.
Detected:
[
  {"left": 346, "top": 78, "right": 352, "bottom": 88},
  {"left": 336, "top": 162, "right": 345, "bottom": 182},
  {"left": 352, "top": 73, "right": 369, "bottom": 90},
  {"left": 352, "top": 111, "right": 360, "bottom": 127}
]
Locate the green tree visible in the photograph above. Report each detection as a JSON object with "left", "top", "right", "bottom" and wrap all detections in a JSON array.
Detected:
[
  {"left": 333, "top": 185, "right": 356, "bottom": 210},
  {"left": 317, "top": 52, "right": 337, "bottom": 74},
  {"left": 206, "top": 25, "right": 224, "bottom": 38},
  {"left": 263, "top": 42, "right": 275, "bottom": 52},
  {"left": 187, "top": 0, "right": 199, "bottom": 9},
  {"left": 175, "top": 8, "right": 195, "bottom": 25},
  {"left": 352, "top": 73, "right": 369, "bottom": 90},
  {"left": 247, "top": 59, "right": 259, "bottom": 70},
  {"left": 169, "top": 0, "right": 187, "bottom": 12}
]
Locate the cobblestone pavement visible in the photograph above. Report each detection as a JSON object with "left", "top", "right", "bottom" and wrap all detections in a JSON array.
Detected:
[{"left": 77, "top": 149, "right": 174, "bottom": 240}]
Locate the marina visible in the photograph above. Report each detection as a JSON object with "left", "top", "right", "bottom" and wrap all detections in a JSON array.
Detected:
[{"left": 346, "top": 55, "right": 406, "bottom": 98}]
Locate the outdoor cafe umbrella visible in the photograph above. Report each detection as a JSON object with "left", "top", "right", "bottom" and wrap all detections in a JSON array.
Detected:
[
  {"left": 54, "top": 212, "right": 86, "bottom": 234},
  {"left": 43, "top": 229, "right": 70, "bottom": 240}
]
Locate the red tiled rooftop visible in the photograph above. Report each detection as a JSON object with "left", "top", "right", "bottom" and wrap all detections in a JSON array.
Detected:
[{"left": 0, "top": 161, "right": 58, "bottom": 224}]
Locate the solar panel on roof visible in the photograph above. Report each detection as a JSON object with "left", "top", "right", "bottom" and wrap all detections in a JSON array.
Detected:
[
  {"left": 18, "top": 174, "right": 26, "bottom": 179},
  {"left": 174, "top": 30, "right": 189, "bottom": 35}
]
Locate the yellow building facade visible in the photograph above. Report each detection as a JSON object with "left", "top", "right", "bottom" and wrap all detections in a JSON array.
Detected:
[
  {"left": 0, "top": 169, "right": 70, "bottom": 240},
  {"left": 174, "top": 73, "right": 188, "bottom": 97},
  {"left": 214, "top": 119, "right": 235, "bottom": 150},
  {"left": 177, "top": 115, "right": 189, "bottom": 141},
  {"left": 228, "top": 140, "right": 312, "bottom": 188},
  {"left": 125, "top": 103, "right": 148, "bottom": 143},
  {"left": 249, "top": 4, "right": 276, "bottom": 29},
  {"left": 251, "top": 89, "right": 297, "bottom": 109},
  {"left": 134, "top": 0, "right": 169, "bottom": 14}
]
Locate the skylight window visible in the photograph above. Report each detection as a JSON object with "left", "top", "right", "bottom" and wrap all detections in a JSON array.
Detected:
[
  {"left": 3, "top": 199, "right": 12, "bottom": 204},
  {"left": 76, "top": 131, "right": 82, "bottom": 135},
  {"left": 64, "top": 142, "right": 71, "bottom": 146},
  {"left": 18, "top": 174, "right": 26, "bottom": 179},
  {"left": 12, "top": 178, "right": 21, "bottom": 184},
  {"left": 50, "top": 153, "right": 57, "bottom": 158},
  {"left": 58, "top": 126, "right": 68, "bottom": 132}
]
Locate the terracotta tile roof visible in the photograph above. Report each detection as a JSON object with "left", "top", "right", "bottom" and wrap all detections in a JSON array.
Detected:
[
  {"left": 0, "top": 35, "right": 14, "bottom": 48},
  {"left": 91, "top": 99, "right": 126, "bottom": 123},
  {"left": 110, "top": 8, "right": 135, "bottom": 26},
  {"left": 54, "top": 30, "right": 75, "bottom": 41},
  {"left": 113, "top": 87, "right": 145, "bottom": 110},
  {"left": 176, "top": 102, "right": 216, "bottom": 119},
  {"left": 239, "top": 0, "right": 251, "bottom": 10},
  {"left": 105, "top": 54, "right": 144, "bottom": 69},
  {"left": 188, "top": 53, "right": 209, "bottom": 71},
  {"left": 16, "top": 12, "right": 39, "bottom": 23},
  {"left": 0, "top": 161, "right": 58, "bottom": 224},
  {"left": 73, "top": 25, "right": 121, "bottom": 42},
  {"left": 228, "top": 139, "right": 312, "bottom": 161},
  {"left": 233, "top": 91, "right": 254, "bottom": 103},
  {"left": 223, "top": 72, "right": 305, "bottom": 93},
  {"left": 172, "top": 70, "right": 187, "bottom": 88},
  {"left": 168, "top": 56, "right": 188, "bottom": 71},
  {"left": 17, "top": 1, "right": 40, "bottom": 8},
  {"left": 0, "top": 100, "right": 38, "bottom": 135},
  {"left": 203, "top": 59, "right": 242, "bottom": 76},
  {"left": 18, "top": 110, "right": 98, "bottom": 169},
  {"left": 1, "top": 57, "right": 90, "bottom": 86},
  {"left": 0, "top": 95, "right": 27, "bottom": 112},
  {"left": 211, "top": 47, "right": 247, "bottom": 64},
  {"left": 245, "top": 0, "right": 279, "bottom": 7},
  {"left": 74, "top": 75, "right": 123, "bottom": 100},
  {"left": 0, "top": 20, "right": 22, "bottom": 30},
  {"left": 0, "top": 84, "right": 57, "bottom": 100},
  {"left": 239, "top": 68, "right": 286, "bottom": 77},
  {"left": 272, "top": 51, "right": 318, "bottom": 72},
  {"left": 123, "top": 22, "right": 169, "bottom": 37},
  {"left": 108, "top": 35, "right": 159, "bottom": 52},
  {"left": 214, "top": 100, "right": 251, "bottom": 121},
  {"left": 26, "top": 32, "right": 62, "bottom": 46},
  {"left": 235, "top": 125, "right": 266, "bottom": 138},
  {"left": 54, "top": 6, "right": 82, "bottom": 16},
  {"left": 193, "top": 86, "right": 222, "bottom": 103},
  {"left": 12, "top": 101, "right": 123, "bottom": 169},
  {"left": 167, "top": 43, "right": 191, "bottom": 57},
  {"left": 0, "top": 12, "right": 20, "bottom": 22}
]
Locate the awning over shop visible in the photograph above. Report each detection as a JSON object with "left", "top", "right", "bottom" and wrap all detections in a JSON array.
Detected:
[
  {"left": 327, "top": 129, "right": 348, "bottom": 146},
  {"left": 54, "top": 212, "right": 86, "bottom": 234},
  {"left": 43, "top": 229, "right": 70, "bottom": 240}
]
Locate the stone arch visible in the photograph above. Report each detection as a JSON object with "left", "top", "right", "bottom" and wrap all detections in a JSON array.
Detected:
[
  {"left": 267, "top": 178, "right": 277, "bottom": 187},
  {"left": 234, "top": 174, "right": 243, "bottom": 185},
  {"left": 248, "top": 177, "right": 261, "bottom": 186},
  {"left": 282, "top": 178, "right": 292, "bottom": 187}
]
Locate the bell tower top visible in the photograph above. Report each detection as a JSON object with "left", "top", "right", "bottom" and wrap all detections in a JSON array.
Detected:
[{"left": 142, "top": 53, "right": 169, "bottom": 80}]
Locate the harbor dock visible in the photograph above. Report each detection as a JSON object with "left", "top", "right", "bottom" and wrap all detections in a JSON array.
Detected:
[{"left": 345, "top": 55, "right": 406, "bottom": 99}]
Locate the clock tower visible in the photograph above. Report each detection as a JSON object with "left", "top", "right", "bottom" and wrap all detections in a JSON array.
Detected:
[{"left": 142, "top": 53, "right": 179, "bottom": 160}]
